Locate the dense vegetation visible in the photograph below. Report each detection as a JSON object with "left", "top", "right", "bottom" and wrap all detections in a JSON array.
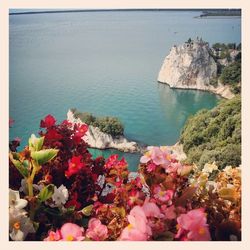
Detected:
[
  {"left": 180, "top": 95, "right": 241, "bottom": 169},
  {"left": 71, "top": 109, "right": 124, "bottom": 137},
  {"left": 209, "top": 43, "right": 241, "bottom": 93}
]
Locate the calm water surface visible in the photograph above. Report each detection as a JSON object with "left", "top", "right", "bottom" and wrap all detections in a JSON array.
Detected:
[{"left": 9, "top": 11, "right": 241, "bottom": 170}]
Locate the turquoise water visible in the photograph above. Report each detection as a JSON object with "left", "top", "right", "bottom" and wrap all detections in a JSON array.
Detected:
[{"left": 9, "top": 10, "right": 241, "bottom": 171}]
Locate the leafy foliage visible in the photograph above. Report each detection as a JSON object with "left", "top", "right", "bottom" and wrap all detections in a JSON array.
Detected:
[
  {"left": 220, "top": 62, "right": 241, "bottom": 85},
  {"left": 180, "top": 95, "right": 241, "bottom": 169}
]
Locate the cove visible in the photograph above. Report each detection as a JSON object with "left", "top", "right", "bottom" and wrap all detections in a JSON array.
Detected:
[{"left": 9, "top": 10, "right": 240, "bottom": 170}]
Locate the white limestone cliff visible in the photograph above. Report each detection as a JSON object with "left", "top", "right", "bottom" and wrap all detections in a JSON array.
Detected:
[{"left": 158, "top": 40, "right": 235, "bottom": 99}]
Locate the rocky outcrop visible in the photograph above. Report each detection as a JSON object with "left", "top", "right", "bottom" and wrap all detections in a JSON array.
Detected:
[
  {"left": 157, "top": 39, "right": 235, "bottom": 99},
  {"left": 67, "top": 110, "right": 142, "bottom": 153}
]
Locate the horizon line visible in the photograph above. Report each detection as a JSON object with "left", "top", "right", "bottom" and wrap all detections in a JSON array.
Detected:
[{"left": 9, "top": 8, "right": 241, "bottom": 16}]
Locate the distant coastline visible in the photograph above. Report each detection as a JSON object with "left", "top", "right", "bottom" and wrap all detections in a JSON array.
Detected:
[{"left": 9, "top": 8, "right": 241, "bottom": 16}]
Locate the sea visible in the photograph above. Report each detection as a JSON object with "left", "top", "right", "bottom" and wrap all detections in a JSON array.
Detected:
[{"left": 9, "top": 10, "right": 241, "bottom": 171}]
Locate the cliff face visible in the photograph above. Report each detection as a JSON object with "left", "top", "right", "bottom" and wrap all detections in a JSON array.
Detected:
[
  {"left": 67, "top": 110, "right": 141, "bottom": 153},
  {"left": 157, "top": 40, "right": 234, "bottom": 99}
]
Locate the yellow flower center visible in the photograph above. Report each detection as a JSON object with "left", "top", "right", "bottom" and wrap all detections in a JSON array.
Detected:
[
  {"left": 49, "top": 234, "right": 55, "bottom": 241},
  {"left": 127, "top": 224, "right": 134, "bottom": 231},
  {"left": 13, "top": 222, "right": 20, "bottom": 230},
  {"left": 176, "top": 224, "right": 180, "bottom": 230},
  {"left": 66, "top": 235, "right": 74, "bottom": 241},
  {"left": 159, "top": 191, "right": 165, "bottom": 197},
  {"left": 198, "top": 227, "right": 206, "bottom": 235},
  {"left": 166, "top": 155, "right": 171, "bottom": 161},
  {"left": 145, "top": 152, "right": 151, "bottom": 157}
]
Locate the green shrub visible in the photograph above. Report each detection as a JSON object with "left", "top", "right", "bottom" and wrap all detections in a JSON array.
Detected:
[
  {"left": 220, "top": 62, "right": 241, "bottom": 85},
  {"left": 180, "top": 96, "right": 241, "bottom": 168}
]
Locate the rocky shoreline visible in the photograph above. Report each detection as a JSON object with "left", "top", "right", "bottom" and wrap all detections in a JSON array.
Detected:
[{"left": 67, "top": 110, "right": 143, "bottom": 153}]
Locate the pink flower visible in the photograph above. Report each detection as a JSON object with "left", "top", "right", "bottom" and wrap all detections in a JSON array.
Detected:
[
  {"left": 141, "top": 147, "right": 172, "bottom": 166},
  {"left": 86, "top": 218, "right": 108, "bottom": 241},
  {"left": 140, "top": 147, "right": 153, "bottom": 164},
  {"left": 60, "top": 223, "right": 84, "bottom": 241},
  {"left": 151, "top": 147, "right": 166, "bottom": 165},
  {"left": 44, "top": 230, "right": 61, "bottom": 241},
  {"left": 65, "top": 156, "right": 85, "bottom": 178},
  {"left": 44, "top": 223, "right": 84, "bottom": 241},
  {"left": 175, "top": 208, "right": 211, "bottom": 241},
  {"left": 146, "top": 162, "right": 157, "bottom": 172},
  {"left": 164, "top": 162, "right": 182, "bottom": 174},
  {"left": 161, "top": 205, "right": 176, "bottom": 220},
  {"left": 153, "top": 186, "right": 174, "bottom": 203},
  {"left": 120, "top": 206, "right": 152, "bottom": 241},
  {"left": 142, "top": 199, "right": 163, "bottom": 218}
]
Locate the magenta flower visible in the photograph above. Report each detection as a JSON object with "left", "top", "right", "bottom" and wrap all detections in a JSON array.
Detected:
[
  {"left": 146, "top": 162, "right": 157, "bottom": 172},
  {"left": 120, "top": 206, "right": 152, "bottom": 241},
  {"left": 127, "top": 189, "right": 141, "bottom": 206},
  {"left": 86, "top": 218, "right": 108, "bottom": 241},
  {"left": 153, "top": 186, "right": 174, "bottom": 203},
  {"left": 175, "top": 208, "right": 211, "bottom": 241}
]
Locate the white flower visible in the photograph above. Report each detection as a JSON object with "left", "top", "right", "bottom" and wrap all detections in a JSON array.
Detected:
[
  {"left": 9, "top": 207, "right": 35, "bottom": 241},
  {"left": 9, "top": 189, "right": 28, "bottom": 210},
  {"left": 202, "top": 162, "right": 218, "bottom": 174},
  {"left": 19, "top": 179, "right": 43, "bottom": 195},
  {"left": 50, "top": 185, "right": 69, "bottom": 207},
  {"left": 223, "top": 166, "right": 233, "bottom": 175}
]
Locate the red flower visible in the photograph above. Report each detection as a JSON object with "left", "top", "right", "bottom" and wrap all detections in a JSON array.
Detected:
[
  {"left": 40, "top": 114, "right": 56, "bottom": 128},
  {"left": 45, "top": 129, "right": 63, "bottom": 141},
  {"left": 65, "top": 156, "right": 85, "bottom": 178},
  {"left": 77, "top": 124, "right": 88, "bottom": 136},
  {"left": 61, "top": 120, "right": 72, "bottom": 126},
  {"left": 104, "top": 154, "right": 127, "bottom": 169},
  {"left": 65, "top": 193, "right": 81, "bottom": 210},
  {"left": 72, "top": 124, "right": 88, "bottom": 144}
]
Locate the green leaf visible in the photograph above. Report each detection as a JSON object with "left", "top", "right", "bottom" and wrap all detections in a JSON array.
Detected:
[
  {"left": 29, "top": 134, "right": 44, "bottom": 151},
  {"left": 81, "top": 204, "right": 93, "bottom": 216},
  {"left": 9, "top": 153, "right": 29, "bottom": 178},
  {"left": 31, "top": 149, "right": 58, "bottom": 165},
  {"left": 38, "top": 184, "right": 54, "bottom": 202}
]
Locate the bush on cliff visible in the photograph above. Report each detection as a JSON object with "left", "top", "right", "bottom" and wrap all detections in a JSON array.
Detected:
[
  {"left": 71, "top": 109, "right": 124, "bottom": 137},
  {"left": 180, "top": 95, "right": 241, "bottom": 169}
]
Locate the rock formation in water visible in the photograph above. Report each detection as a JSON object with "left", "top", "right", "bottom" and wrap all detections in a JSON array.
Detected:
[
  {"left": 67, "top": 110, "right": 142, "bottom": 153},
  {"left": 157, "top": 38, "right": 235, "bottom": 99}
]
